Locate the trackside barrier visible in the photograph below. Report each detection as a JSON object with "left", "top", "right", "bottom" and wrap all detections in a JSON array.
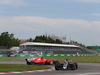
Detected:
[
  {"left": 15, "top": 54, "right": 96, "bottom": 57},
  {"left": 0, "top": 54, "right": 7, "bottom": 57}
]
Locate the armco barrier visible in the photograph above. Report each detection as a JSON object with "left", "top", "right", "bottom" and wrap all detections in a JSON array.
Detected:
[{"left": 15, "top": 54, "right": 96, "bottom": 57}]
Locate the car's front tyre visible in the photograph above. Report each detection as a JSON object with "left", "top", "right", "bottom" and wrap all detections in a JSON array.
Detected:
[{"left": 55, "top": 66, "right": 59, "bottom": 70}]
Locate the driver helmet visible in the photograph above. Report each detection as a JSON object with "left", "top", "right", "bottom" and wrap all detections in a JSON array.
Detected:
[
  {"left": 66, "top": 59, "right": 68, "bottom": 61},
  {"left": 41, "top": 57, "right": 43, "bottom": 59}
]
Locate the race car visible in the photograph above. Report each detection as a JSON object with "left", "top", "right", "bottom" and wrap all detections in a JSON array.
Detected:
[
  {"left": 55, "top": 59, "right": 78, "bottom": 70},
  {"left": 25, "top": 57, "right": 55, "bottom": 65}
]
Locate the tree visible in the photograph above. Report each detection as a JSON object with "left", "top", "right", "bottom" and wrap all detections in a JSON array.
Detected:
[
  {"left": 56, "top": 39, "right": 62, "bottom": 44},
  {"left": 32, "top": 35, "right": 63, "bottom": 44},
  {"left": 0, "top": 32, "right": 20, "bottom": 48},
  {"left": 27, "top": 38, "right": 33, "bottom": 42}
]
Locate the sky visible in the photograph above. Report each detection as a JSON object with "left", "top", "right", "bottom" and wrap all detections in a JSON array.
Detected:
[{"left": 0, "top": 0, "right": 100, "bottom": 46}]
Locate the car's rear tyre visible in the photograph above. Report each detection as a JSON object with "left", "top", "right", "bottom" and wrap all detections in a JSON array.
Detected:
[
  {"left": 31, "top": 61, "right": 35, "bottom": 65},
  {"left": 25, "top": 59, "right": 31, "bottom": 65},
  {"left": 74, "top": 63, "right": 78, "bottom": 69},
  {"left": 71, "top": 64, "right": 76, "bottom": 70},
  {"left": 27, "top": 62, "right": 31, "bottom": 65}
]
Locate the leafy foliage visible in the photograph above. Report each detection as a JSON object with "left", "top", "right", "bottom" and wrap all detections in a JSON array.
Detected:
[
  {"left": 0, "top": 32, "right": 20, "bottom": 48},
  {"left": 27, "top": 35, "right": 63, "bottom": 44}
]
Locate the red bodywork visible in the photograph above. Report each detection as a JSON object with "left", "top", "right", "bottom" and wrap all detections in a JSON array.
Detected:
[{"left": 31, "top": 57, "right": 55, "bottom": 64}]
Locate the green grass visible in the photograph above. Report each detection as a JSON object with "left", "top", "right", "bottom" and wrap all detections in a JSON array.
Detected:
[
  {"left": 0, "top": 56, "right": 100, "bottom": 63},
  {"left": 45, "top": 56, "right": 100, "bottom": 63},
  {"left": 0, "top": 64, "right": 50, "bottom": 72},
  {"left": 0, "top": 57, "right": 27, "bottom": 61}
]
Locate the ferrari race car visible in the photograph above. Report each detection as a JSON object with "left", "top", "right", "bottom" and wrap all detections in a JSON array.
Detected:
[
  {"left": 25, "top": 57, "right": 55, "bottom": 65},
  {"left": 55, "top": 59, "right": 78, "bottom": 70}
]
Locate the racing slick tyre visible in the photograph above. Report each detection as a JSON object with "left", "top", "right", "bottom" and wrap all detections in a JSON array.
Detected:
[
  {"left": 55, "top": 66, "right": 59, "bottom": 70},
  {"left": 27, "top": 62, "right": 31, "bottom": 65},
  {"left": 25, "top": 59, "right": 31, "bottom": 65},
  {"left": 31, "top": 61, "right": 35, "bottom": 65},
  {"left": 74, "top": 63, "right": 78, "bottom": 69},
  {"left": 69, "top": 64, "right": 76, "bottom": 70},
  {"left": 71, "top": 64, "right": 76, "bottom": 70},
  {"left": 55, "top": 60, "right": 60, "bottom": 70}
]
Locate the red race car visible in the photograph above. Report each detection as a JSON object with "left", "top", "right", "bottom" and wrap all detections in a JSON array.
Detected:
[{"left": 25, "top": 57, "right": 55, "bottom": 65}]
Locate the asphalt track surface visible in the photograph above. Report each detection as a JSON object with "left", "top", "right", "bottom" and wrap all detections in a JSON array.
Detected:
[{"left": 0, "top": 62, "right": 100, "bottom": 75}]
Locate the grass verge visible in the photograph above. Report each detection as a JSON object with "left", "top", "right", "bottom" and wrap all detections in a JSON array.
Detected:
[
  {"left": 45, "top": 56, "right": 100, "bottom": 63},
  {"left": 0, "top": 56, "right": 100, "bottom": 63},
  {"left": 0, "top": 64, "right": 50, "bottom": 72}
]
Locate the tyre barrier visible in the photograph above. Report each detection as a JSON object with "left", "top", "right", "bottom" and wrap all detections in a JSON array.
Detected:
[
  {"left": 0, "top": 54, "right": 7, "bottom": 57},
  {"left": 0, "top": 54, "right": 96, "bottom": 57},
  {"left": 15, "top": 54, "right": 96, "bottom": 57}
]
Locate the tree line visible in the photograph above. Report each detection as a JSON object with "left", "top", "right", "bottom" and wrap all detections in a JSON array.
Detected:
[
  {"left": 0, "top": 32, "right": 88, "bottom": 49},
  {"left": 0, "top": 32, "right": 63, "bottom": 49},
  {"left": 27, "top": 35, "right": 63, "bottom": 44}
]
